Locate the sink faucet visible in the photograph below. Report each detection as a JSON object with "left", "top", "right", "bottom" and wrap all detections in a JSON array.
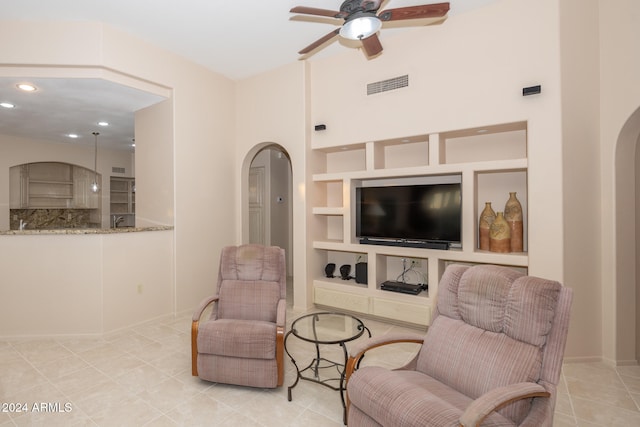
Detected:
[
  {"left": 113, "top": 216, "right": 125, "bottom": 228},
  {"left": 19, "top": 219, "right": 27, "bottom": 230}
]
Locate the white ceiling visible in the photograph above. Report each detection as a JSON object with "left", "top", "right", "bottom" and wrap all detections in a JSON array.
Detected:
[{"left": 0, "top": 0, "right": 496, "bottom": 150}]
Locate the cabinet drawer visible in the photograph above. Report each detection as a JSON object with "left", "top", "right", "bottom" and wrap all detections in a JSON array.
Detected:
[
  {"left": 314, "top": 287, "right": 369, "bottom": 314},
  {"left": 371, "top": 297, "right": 430, "bottom": 326}
]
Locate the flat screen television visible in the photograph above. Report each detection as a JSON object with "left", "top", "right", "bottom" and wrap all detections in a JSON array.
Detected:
[{"left": 356, "top": 182, "right": 462, "bottom": 249}]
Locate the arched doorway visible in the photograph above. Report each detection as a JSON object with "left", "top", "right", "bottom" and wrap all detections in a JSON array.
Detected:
[
  {"left": 244, "top": 144, "right": 293, "bottom": 304},
  {"left": 615, "top": 106, "right": 640, "bottom": 362}
]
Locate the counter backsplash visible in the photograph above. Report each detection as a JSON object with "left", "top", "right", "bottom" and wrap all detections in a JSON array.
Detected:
[{"left": 10, "top": 208, "right": 98, "bottom": 230}]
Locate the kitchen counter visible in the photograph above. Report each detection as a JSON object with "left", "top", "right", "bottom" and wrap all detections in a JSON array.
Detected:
[
  {"left": 0, "top": 225, "right": 173, "bottom": 235},
  {"left": 0, "top": 225, "right": 174, "bottom": 336}
]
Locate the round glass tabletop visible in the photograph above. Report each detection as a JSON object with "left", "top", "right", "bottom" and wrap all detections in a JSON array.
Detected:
[{"left": 289, "top": 312, "right": 366, "bottom": 344}]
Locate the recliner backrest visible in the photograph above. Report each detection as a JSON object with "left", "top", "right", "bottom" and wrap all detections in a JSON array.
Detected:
[
  {"left": 214, "top": 244, "right": 285, "bottom": 322},
  {"left": 417, "top": 264, "right": 562, "bottom": 424}
]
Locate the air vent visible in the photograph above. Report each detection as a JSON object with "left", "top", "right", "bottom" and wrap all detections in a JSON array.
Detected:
[
  {"left": 112, "top": 167, "right": 126, "bottom": 174},
  {"left": 367, "top": 75, "right": 409, "bottom": 95}
]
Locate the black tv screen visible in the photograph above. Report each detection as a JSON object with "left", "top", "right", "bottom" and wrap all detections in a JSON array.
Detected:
[{"left": 356, "top": 183, "right": 462, "bottom": 246}]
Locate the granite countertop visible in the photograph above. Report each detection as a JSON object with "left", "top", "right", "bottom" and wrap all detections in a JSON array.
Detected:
[{"left": 0, "top": 225, "right": 174, "bottom": 235}]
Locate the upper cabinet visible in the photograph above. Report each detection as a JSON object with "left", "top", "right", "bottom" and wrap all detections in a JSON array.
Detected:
[{"left": 9, "top": 162, "right": 101, "bottom": 209}]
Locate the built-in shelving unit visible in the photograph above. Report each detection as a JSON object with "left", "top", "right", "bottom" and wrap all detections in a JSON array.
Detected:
[
  {"left": 110, "top": 177, "right": 135, "bottom": 215},
  {"left": 9, "top": 162, "right": 100, "bottom": 209},
  {"left": 310, "top": 122, "right": 528, "bottom": 327}
]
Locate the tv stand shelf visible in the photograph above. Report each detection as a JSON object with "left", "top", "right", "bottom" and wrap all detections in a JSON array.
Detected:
[{"left": 310, "top": 122, "right": 529, "bottom": 327}]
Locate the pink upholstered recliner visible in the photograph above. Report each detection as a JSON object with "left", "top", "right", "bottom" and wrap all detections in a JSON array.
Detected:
[
  {"left": 345, "top": 264, "right": 573, "bottom": 426},
  {"left": 191, "top": 244, "right": 286, "bottom": 388}
]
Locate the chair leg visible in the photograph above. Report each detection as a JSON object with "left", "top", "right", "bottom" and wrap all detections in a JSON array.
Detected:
[
  {"left": 191, "top": 320, "right": 199, "bottom": 376},
  {"left": 276, "top": 325, "right": 284, "bottom": 386}
]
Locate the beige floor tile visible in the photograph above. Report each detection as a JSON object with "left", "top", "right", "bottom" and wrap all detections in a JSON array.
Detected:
[
  {"left": 136, "top": 377, "right": 202, "bottom": 412},
  {"left": 88, "top": 397, "right": 161, "bottom": 427},
  {"left": 88, "top": 352, "right": 147, "bottom": 378},
  {"left": 54, "top": 366, "right": 113, "bottom": 401},
  {"left": 13, "top": 341, "right": 74, "bottom": 366},
  {"left": 113, "top": 363, "right": 171, "bottom": 394},
  {"left": 162, "top": 393, "right": 239, "bottom": 425},
  {"left": 2, "top": 306, "right": 640, "bottom": 426},
  {"left": 76, "top": 343, "right": 129, "bottom": 366},
  {"left": 35, "top": 353, "right": 90, "bottom": 381},
  {"left": 566, "top": 377, "right": 639, "bottom": 411},
  {"left": 562, "top": 362, "right": 627, "bottom": 390},
  {"left": 0, "top": 358, "right": 50, "bottom": 399},
  {"left": 572, "top": 395, "right": 640, "bottom": 425},
  {"left": 71, "top": 380, "right": 136, "bottom": 418}
]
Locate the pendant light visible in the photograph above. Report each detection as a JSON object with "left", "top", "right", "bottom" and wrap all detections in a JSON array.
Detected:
[{"left": 91, "top": 132, "right": 100, "bottom": 193}]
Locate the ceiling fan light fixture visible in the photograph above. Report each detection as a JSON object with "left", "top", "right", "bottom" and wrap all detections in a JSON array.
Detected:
[{"left": 339, "top": 13, "right": 381, "bottom": 40}]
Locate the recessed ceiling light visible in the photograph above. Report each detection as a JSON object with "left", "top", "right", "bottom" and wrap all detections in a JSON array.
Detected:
[
  {"left": 97, "top": 121, "right": 109, "bottom": 126},
  {"left": 16, "top": 83, "right": 37, "bottom": 92},
  {"left": 67, "top": 133, "right": 79, "bottom": 139},
  {"left": 476, "top": 129, "right": 488, "bottom": 134},
  {"left": 0, "top": 102, "right": 15, "bottom": 109}
]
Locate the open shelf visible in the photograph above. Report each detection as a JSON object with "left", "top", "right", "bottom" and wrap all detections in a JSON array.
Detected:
[{"left": 309, "top": 121, "right": 529, "bottom": 326}]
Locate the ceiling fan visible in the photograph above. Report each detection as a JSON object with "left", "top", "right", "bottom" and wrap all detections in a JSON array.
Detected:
[{"left": 290, "top": 1, "right": 450, "bottom": 57}]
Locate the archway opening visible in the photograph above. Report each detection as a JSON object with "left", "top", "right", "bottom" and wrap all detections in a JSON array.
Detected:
[
  {"left": 244, "top": 144, "right": 293, "bottom": 305},
  {"left": 615, "top": 106, "right": 640, "bottom": 363}
]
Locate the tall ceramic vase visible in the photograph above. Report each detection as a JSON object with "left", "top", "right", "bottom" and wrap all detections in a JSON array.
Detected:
[
  {"left": 478, "top": 202, "right": 496, "bottom": 251},
  {"left": 504, "top": 192, "right": 523, "bottom": 252},
  {"left": 490, "top": 212, "right": 511, "bottom": 253}
]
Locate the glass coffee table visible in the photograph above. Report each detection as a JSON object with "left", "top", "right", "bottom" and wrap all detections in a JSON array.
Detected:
[{"left": 285, "top": 312, "right": 371, "bottom": 424}]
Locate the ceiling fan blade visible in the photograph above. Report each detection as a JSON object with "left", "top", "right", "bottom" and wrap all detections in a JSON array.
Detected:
[
  {"left": 361, "top": 33, "right": 383, "bottom": 57},
  {"left": 378, "top": 2, "right": 450, "bottom": 22},
  {"left": 298, "top": 28, "right": 341, "bottom": 55},
  {"left": 290, "top": 6, "right": 343, "bottom": 19}
]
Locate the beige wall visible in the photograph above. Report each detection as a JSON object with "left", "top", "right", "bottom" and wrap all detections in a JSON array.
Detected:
[
  {"left": 2, "top": 0, "right": 639, "bottom": 363},
  {"left": 599, "top": 0, "right": 640, "bottom": 364},
  {"left": 235, "top": 62, "right": 309, "bottom": 309},
  {"left": 309, "top": 0, "right": 564, "bottom": 282},
  {"left": 0, "top": 21, "right": 236, "bottom": 334},
  {"left": 135, "top": 99, "right": 174, "bottom": 227},
  {"left": 559, "top": 0, "right": 602, "bottom": 361}
]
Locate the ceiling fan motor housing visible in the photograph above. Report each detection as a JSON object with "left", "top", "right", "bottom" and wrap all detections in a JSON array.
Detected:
[{"left": 340, "top": 0, "right": 382, "bottom": 17}]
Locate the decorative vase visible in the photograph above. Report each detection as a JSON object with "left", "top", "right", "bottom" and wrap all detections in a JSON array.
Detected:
[
  {"left": 504, "top": 192, "right": 523, "bottom": 252},
  {"left": 478, "top": 202, "right": 496, "bottom": 251},
  {"left": 490, "top": 212, "right": 511, "bottom": 253}
]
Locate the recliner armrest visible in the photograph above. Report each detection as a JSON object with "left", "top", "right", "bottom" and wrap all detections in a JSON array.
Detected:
[
  {"left": 345, "top": 332, "right": 425, "bottom": 383},
  {"left": 192, "top": 295, "right": 219, "bottom": 322},
  {"left": 459, "top": 382, "right": 550, "bottom": 427},
  {"left": 276, "top": 298, "right": 286, "bottom": 327}
]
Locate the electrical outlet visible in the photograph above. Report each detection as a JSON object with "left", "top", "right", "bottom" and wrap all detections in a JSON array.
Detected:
[
  {"left": 409, "top": 258, "right": 422, "bottom": 268},
  {"left": 137, "top": 284, "right": 143, "bottom": 294}
]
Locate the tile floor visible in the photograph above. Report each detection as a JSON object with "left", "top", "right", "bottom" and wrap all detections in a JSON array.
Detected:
[{"left": 1, "top": 304, "right": 640, "bottom": 426}]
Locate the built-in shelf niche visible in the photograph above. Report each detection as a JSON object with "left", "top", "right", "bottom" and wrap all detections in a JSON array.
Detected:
[{"left": 310, "top": 121, "right": 529, "bottom": 326}]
